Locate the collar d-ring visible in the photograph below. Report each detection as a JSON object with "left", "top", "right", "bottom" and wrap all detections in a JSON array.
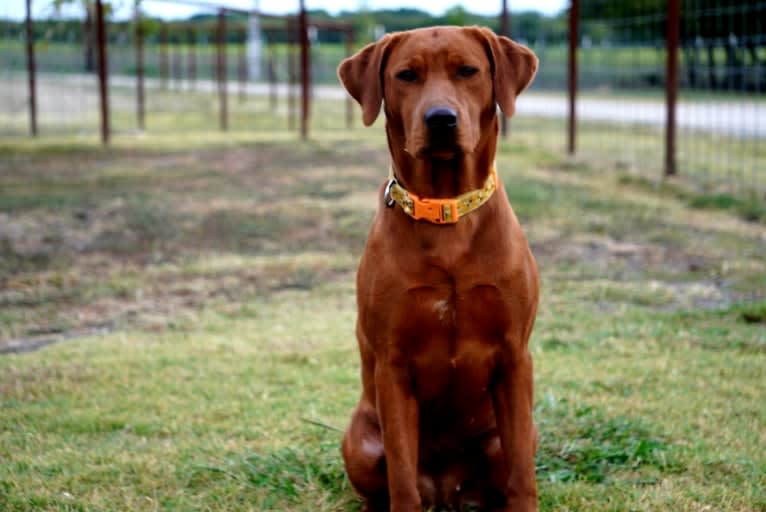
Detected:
[{"left": 384, "top": 178, "right": 397, "bottom": 207}]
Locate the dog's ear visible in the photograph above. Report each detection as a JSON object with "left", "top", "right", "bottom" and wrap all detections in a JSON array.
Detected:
[
  {"left": 337, "top": 35, "right": 395, "bottom": 126},
  {"left": 474, "top": 27, "right": 538, "bottom": 117}
]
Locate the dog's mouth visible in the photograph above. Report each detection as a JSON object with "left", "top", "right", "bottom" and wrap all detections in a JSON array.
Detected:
[
  {"left": 418, "top": 133, "right": 462, "bottom": 160},
  {"left": 420, "top": 146, "right": 460, "bottom": 160}
]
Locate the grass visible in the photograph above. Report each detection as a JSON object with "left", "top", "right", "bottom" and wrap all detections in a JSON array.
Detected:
[
  {"left": 615, "top": 172, "right": 766, "bottom": 224},
  {"left": 509, "top": 113, "right": 766, "bottom": 205},
  {"left": 1, "top": 107, "right": 766, "bottom": 511}
]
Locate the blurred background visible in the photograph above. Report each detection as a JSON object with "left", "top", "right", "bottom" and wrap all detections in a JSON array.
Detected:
[{"left": 2, "top": 0, "right": 765, "bottom": 193}]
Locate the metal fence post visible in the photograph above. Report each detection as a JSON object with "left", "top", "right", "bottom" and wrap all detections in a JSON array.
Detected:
[
  {"left": 500, "top": 0, "right": 509, "bottom": 138},
  {"left": 187, "top": 29, "right": 196, "bottom": 91},
  {"left": 287, "top": 17, "right": 297, "bottom": 131},
  {"left": 135, "top": 9, "right": 145, "bottom": 131},
  {"left": 567, "top": 0, "right": 579, "bottom": 155},
  {"left": 217, "top": 9, "right": 228, "bottom": 131},
  {"left": 238, "top": 28, "right": 247, "bottom": 103},
  {"left": 172, "top": 34, "right": 182, "bottom": 90},
  {"left": 160, "top": 23, "right": 168, "bottom": 90},
  {"left": 268, "top": 43, "right": 277, "bottom": 113},
  {"left": 299, "top": 0, "right": 310, "bottom": 140},
  {"left": 665, "top": 0, "right": 680, "bottom": 176},
  {"left": 95, "top": 0, "right": 110, "bottom": 144},
  {"left": 24, "top": 0, "right": 37, "bottom": 137}
]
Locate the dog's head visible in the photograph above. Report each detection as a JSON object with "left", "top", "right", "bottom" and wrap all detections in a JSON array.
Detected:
[{"left": 338, "top": 26, "right": 538, "bottom": 160}]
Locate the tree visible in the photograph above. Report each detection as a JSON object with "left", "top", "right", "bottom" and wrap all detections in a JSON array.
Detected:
[{"left": 444, "top": 5, "right": 468, "bottom": 26}]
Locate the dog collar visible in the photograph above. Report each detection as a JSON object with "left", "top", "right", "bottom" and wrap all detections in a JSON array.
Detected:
[{"left": 383, "top": 167, "right": 498, "bottom": 224}]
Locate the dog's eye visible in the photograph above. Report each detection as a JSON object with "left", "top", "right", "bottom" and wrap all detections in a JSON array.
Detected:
[
  {"left": 457, "top": 66, "right": 478, "bottom": 78},
  {"left": 396, "top": 69, "right": 418, "bottom": 83}
]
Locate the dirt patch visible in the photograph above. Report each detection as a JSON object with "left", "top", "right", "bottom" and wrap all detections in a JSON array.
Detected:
[
  {"left": 0, "top": 252, "right": 352, "bottom": 352},
  {"left": 0, "top": 142, "right": 380, "bottom": 350},
  {"left": 533, "top": 232, "right": 711, "bottom": 277},
  {"left": 532, "top": 232, "right": 733, "bottom": 310}
]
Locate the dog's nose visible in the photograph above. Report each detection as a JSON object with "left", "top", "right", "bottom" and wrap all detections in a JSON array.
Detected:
[{"left": 424, "top": 107, "right": 458, "bottom": 130}]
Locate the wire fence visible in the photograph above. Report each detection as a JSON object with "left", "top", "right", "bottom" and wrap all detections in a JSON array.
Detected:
[
  {"left": 570, "top": 0, "right": 670, "bottom": 183},
  {"left": 507, "top": 0, "right": 765, "bottom": 200},
  {"left": 0, "top": 0, "right": 355, "bottom": 140},
  {"left": 1, "top": 1, "right": 764, "bottom": 200},
  {"left": 677, "top": 0, "right": 765, "bottom": 197}
]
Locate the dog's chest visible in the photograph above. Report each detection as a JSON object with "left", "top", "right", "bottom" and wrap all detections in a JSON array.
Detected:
[
  {"left": 400, "top": 279, "right": 509, "bottom": 336},
  {"left": 430, "top": 297, "right": 455, "bottom": 325},
  {"left": 401, "top": 282, "right": 510, "bottom": 405}
]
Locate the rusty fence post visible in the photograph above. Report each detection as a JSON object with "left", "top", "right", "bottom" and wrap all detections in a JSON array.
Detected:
[
  {"left": 217, "top": 9, "right": 228, "bottom": 131},
  {"left": 500, "top": 0, "right": 509, "bottom": 138},
  {"left": 160, "top": 23, "right": 168, "bottom": 90},
  {"left": 567, "top": 0, "right": 579, "bottom": 155},
  {"left": 172, "top": 34, "right": 182, "bottom": 90},
  {"left": 238, "top": 28, "right": 247, "bottom": 103},
  {"left": 211, "top": 25, "right": 217, "bottom": 84},
  {"left": 345, "top": 27, "right": 353, "bottom": 129},
  {"left": 268, "top": 42, "right": 277, "bottom": 113},
  {"left": 95, "top": 0, "right": 109, "bottom": 144},
  {"left": 135, "top": 9, "right": 145, "bottom": 130},
  {"left": 299, "top": 0, "right": 310, "bottom": 139},
  {"left": 25, "top": 0, "right": 37, "bottom": 136},
  {"left": 288, "top": 18, "right": 297, "bottom": 131},
  {"left": 187, "top": 29, "right": 196, "bottom": 90},
  {"left": 665, "top": 0, "right": 680, "bottom": 176}
]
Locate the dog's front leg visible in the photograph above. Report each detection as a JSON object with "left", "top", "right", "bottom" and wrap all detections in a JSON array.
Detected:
[
  {"left": 375, "top": 361, "right": 421, "bottom": 512},
  {"left": 491, "top": 346, "right": 537, "bottom": 512}
]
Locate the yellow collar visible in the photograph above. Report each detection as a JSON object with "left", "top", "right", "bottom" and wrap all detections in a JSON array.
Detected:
[{"left": 383, "top": 167, "right": 498, "bottom": 224}]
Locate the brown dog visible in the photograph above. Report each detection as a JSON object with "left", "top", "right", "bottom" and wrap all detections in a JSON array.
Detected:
[{"left": 338, "top": 26, "right": 540, "bottom": 512}]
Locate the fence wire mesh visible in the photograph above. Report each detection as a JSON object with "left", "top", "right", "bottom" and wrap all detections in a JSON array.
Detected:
[
  {"left": 576, "top": 0, "right": 765, "bottom": 198},
  {"left": 0, "top": 1, "right": 358, "bottom": 139},
  {"left": 677, "top": 0, "right": 765, "bottom": 197},
  {"left": 0, "top": 12, "right": 26, "bottom": 136},
  {"left": 576, "top": 0, "right": 668, "bottom": 179},
  {"left": 1, "top": 1, "right": 764, "bottom": 200},
  {"left": 2, "top": 2, "right": 102, "bottom": 137}
]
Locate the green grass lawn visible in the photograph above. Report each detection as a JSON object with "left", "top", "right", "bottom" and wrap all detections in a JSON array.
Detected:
[{"left": 1, "top": 115, "right": 765, "bottom": 511}]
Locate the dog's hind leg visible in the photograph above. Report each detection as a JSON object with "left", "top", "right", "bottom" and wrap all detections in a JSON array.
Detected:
[{"left": 343, "top": 403, "right": 389, "bottom": 511}]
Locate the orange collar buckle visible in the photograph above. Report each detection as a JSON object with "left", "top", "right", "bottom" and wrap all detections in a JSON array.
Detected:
[{"left": 412, "top": 197, "right": 459, "bottom": 224}]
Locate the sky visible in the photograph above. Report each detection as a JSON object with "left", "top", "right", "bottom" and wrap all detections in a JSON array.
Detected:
[{"left": 1, "top": 0, "right": 568, "bottom": 22}]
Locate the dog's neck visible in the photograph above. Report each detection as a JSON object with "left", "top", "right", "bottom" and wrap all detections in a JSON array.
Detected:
[{"left": 386, "top": 115, "right": 499, "bottom": 199}]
